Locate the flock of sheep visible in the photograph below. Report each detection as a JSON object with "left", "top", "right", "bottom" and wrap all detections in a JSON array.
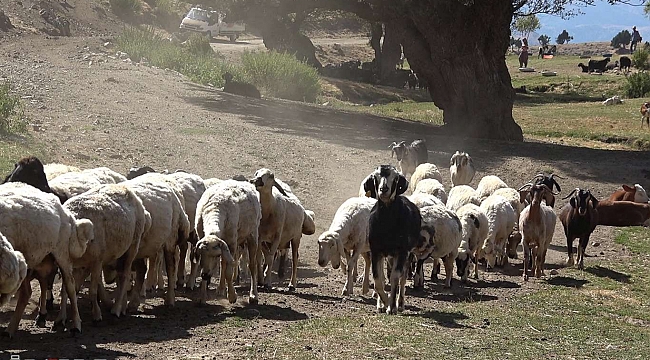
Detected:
[{"left": 1, "top": 139, "right": 649, "bottom": 335}]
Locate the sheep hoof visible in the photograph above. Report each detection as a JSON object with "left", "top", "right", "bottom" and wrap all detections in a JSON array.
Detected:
[
  {"left": 35, "top": 314, "right": 47, "bottom": 328},
  {"left": 46, "top": 298, "right": 55, "bottom": 311},
  {"left": 288, "top": 285, "right": 296, "bottom": 292}
]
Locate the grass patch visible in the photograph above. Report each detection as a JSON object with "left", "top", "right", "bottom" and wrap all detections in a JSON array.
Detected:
[
  {"left": 616, "top": 227, "right": 650, "bottom": 255},
  {"left": 255, "top": 259, "right": 650, "bottom": 359},
  {"left": 116, "top": 26, "right": 321, "bottom": 102},
  {"left": 0, "top": 81, "right": 27, "bottom": 134}
]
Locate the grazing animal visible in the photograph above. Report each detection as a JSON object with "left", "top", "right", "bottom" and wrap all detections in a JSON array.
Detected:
[
  {"left": 409, "top": 163, "right": 443, "bottom": 193},
  {"left": 455, "top": 204, "right": 488, "bottom": 281},
  {"left": 222, "top": 72, "right": 261, "bottom": 99},
  {"left": 518, "top": 184, "right": 557, "bottom": 280},
  {"left": 478, "top": 194, "right": 516, "bottom": 270},
  {"left": 446, "top": 185, "right": 481, "bottom": 212},
  {"left": 0, "top": 232, "right": 27, "bottom": 308},
  {"left": 560, "top": 188, "right": 599, "bottom": 270},
  {"left": 587, "top": 58, "right": 610, "bottom": 73},
  {"left": 389, "top": 139, "right": 428, "bottom": 178},
  {"left": 608, "top": 184, "right": 649, "bottom": 203},
  {"left": 363, "top": 165, "right": 421, "bottom": 314},
  {"left": 596, "top": 199, "right": 650, "bottom": 227},
  {"left": 476, "top": 175, "right": 508, "bottom": 202},
  {"left": 577, "top": 63, "right": 589, "bottom": 73},
  {"left": 619, "top": 56, "right": 631, "bottom": 72},
  {"left": 449, "top": 151, "right": 476, "bottom": 186},
  {"left": 529, "top": 173, "right": 563, "bottom": 208},
  {"left": 602, "top": 96, "right": 623, "bottom": 106},
  {"left": 641, "top": 102, "right": 650, "bottom": 128}
]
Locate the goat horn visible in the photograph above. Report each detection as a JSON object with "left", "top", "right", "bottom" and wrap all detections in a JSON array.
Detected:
[
  {"left": 540, "top": 184, "right": 559, "bottom": 196},
  {"left": 550, "top": 173, "right": 565, "bottom": 180},
  {"left": 527, "top": 174, "right": 545, "bottom": 184},
  {"left": 273, "top": 182, "right": 289, "bottom": 197},
  {"left": 518, "top": 183, "right": 533, "bottom": 191},
  {"left": 562, "top": 188, "right": 580, "bottom": 200}
]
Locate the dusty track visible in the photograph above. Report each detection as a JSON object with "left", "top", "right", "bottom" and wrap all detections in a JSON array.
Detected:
[{"left": 0, "top": 35, "right": 648, "bottom": 359}]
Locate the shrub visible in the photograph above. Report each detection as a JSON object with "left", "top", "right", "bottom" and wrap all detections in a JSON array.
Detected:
[
  {"left": 624, "top": 72, "right": 650, "bottom": 98},
  {"left": 0, "top": 81, "right": 27, "bottom": 134},
  {"left": 109, "top": 0, "right": 141, "bottom": 16},
  {"left": 184, "top": 33, "right": 214, "bottom": 57},
  {"left": 632, "top": 48, "right": 650, "bottom": 70},
  {"left": 241, "top": 51, "right": 321, "bottom": 102}
]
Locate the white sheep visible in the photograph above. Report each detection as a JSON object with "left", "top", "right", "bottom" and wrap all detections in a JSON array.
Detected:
[
  {"left": 48, "top": 166, "right": 127, "bottom": 203},
  {"left": 83, "top": 166, "right": 128, "bottom": 183},
  {"left": 60, "top": 184, "right": 151, "bottom": 322},
  {"left": 318, "top": 196, "right": 375, "bottom": 296},
  {"left": 519, "top": 184, "right": 557, "bottom": 280},
  {"left": 43, "top": 163, "right": 81, "bottom": 181},
  {"left": 412, "top": 204, "right": 462, "bottom": 288},
  {"left": 455, "top": 204, "right": 488, "bottom": 281},
  {"left": 476, "top": 175, "right": 508, "bottom": 202},
  {"left": 122, "top": 176, "right": 191, "bottom": 310},
  {"left": 408, "top": 192, "right": 444, "bottom": 208},
  {"left": 413, "top": 178, "right": 447, "bottom": 204},
  {"left": 479, "top": 194, "right": 516, "bottom": 270},
  {"left": 410, "top": 163, "right": 442, "bottom": 192},
  {"left": 446, "top": 185, "right": 481, "bottom": 212},
  {"left": 195, "top": 180, "right": 261, "bottom": 304},
  {"left": 492, "top": 187, "right": 527, "bottom": 258},
  {"left": 0, "top": 232, "right": 27, "bottom": 308},
  {"left": 251, "top": 168, "right": 312, "bottom": 290},
  {"left": 0, "top": 182, "right": 93, "bottom": 338},
  {"left": 203, "top": 177, "right": 223, "bottom": 189},
  {"left": 450, "top": 151, "right": 476, "bottom": 186}
]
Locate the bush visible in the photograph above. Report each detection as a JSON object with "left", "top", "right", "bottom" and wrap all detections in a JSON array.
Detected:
[
  {"left": 184, "top": 33, "right": 214, "bottom": 57},
  {"left": 109, "top": 0, "right": 141, "bottom": 16},
  {"left": 241, "top": 51, "right": 321, "bottom": 102},
  {"left": 624, "top": 72, "right": 650, "bottom": 98},
  {"left": 632, "top": 48, "right": 650, "bottom": 70},
  {"left": 611, "top": 30, "right": 632, "bottom": 49},
  {"left": 0, "top": 82, "right": 27, "bottom": 133}
]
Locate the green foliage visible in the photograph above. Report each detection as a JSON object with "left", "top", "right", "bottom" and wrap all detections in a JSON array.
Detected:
[
  {"left": 632, "top": 47, "right": 650, "bottom": 70},
  {"left": 611, "top": 30, "right": 632, "bottom": 48},
  {"left": 513, "top": 14, "right": 540, "bottom": 40},
  {"left": 240, "top": 51, "right": 321, "bottom": 102},
  {"left": 184, "top": 33, "right": 214, "bottom": 56},
  {"left": 538, "top": 34, "right": 551, "bottom": 46},
  {"left": 109, "top": 0, "right": 141, "bottom": 16},
  {"left": 624, "top": 72, "right": 650, "bottom": 98},
  {"left": 556, "top": 29, "right": 573, "bottom": 44},
  {"left": 0, "top": 81, "right": 27, "bottom": 134}
]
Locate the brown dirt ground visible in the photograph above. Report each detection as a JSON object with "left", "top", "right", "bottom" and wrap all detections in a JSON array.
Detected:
[{"left": 0, "top": 30, "right": 649, "bottom": 360}]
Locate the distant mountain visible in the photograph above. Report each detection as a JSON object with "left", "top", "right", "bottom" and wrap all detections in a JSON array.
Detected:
[{"left": 530, "top": 3, "right": 648, "bottom": 44}]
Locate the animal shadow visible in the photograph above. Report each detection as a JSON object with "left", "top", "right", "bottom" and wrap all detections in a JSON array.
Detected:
[
  {"left": 547, "top": 276, "right": 589, "bottom": 288},
  {"left": 585, "top": 265, "right": 631, "bottom": 283},
  {"left": 406, "top": 310, "right": 472, "bottom": 329}
]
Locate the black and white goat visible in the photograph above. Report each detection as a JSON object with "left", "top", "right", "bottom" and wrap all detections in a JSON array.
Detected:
[
  {"left": 530, "top": 173, "right": 563, "bottom": 207},
  {"left": 559, "top": 188, "right": 599, "bottom": 270},
  {"left": 389, "top": 139, "right": 428, "bottom": 178},
  {"left": 363, "top": 165, "right": 421, "bottom": 314}
]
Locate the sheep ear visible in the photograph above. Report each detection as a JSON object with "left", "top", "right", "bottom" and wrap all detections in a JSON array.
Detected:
[
  {"left": 363, "top": 174, "right": 377, "bottom": 199},
  {"left": 273, "top": 182, "right": 289, "bottom": 197},
  {"left": 519, "top": 190, "right": 529, "bottom": 204},
  {"left": 219, "top": 241, "right": 235, "bottom": 265},
  {"left": 461, "top": 157, "right": 468, "bottom": 167},
  {"left": 570, "top": 197, "right": 577, "bottom": 208},
  {"left": 553, "top": 179, "right": 561, "bottom": 192},
  {"left": 396, "top": 175, "right": 409, "bottom": 196},
  {"left": 470, "top": 214, "right": 480, "bottom": 229},
  {"left": 623, "top": 184, "right": 634, "bottom": 192}
]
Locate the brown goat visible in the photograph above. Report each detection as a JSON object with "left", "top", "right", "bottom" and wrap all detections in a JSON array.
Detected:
[
  {"left": 596, "top": 200, "right": 650, "bottom": 227},
  {"left": 560, "top": 188, "right": 599, "bottom": 270},
  {"left": 607, "top": 184, "right": 649, "bottom": 203}
]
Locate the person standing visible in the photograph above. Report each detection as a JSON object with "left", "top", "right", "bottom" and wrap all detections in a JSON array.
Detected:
[
  {"left": 631, "top": 26, "right": 642, "bottom": 52},
  {"left": 519, "top": 38, "right": 529, "bottom": 68}
]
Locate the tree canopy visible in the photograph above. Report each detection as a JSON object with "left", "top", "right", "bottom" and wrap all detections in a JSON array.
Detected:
[
  {"left": 538, "top": 34, "right": 551, "bottom": 45},
  {"left": 556, "top": 29, "right": 573, "bottom": 44},
  {"left": 612, "top": 30, "right": 632, "bottom": 48}
]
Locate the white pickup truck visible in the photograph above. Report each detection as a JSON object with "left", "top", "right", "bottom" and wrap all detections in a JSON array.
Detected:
[{"left": 179, "top": 7, "right": 245, "bottom": 42}]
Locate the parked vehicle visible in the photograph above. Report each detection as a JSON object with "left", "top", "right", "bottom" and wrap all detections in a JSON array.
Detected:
[{"left": 179, "top": 7, "right": 245, "bottom": 42}]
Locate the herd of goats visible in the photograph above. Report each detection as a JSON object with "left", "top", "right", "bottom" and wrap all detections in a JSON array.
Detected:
[{"left": 0, "top": 140, "right": 649, "bottom": 337}]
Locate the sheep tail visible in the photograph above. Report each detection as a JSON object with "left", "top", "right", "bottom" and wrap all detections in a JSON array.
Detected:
[
  {"left": 302, "top": 209, "right": 316, "bottom": 235},
  {"left": 70, "top": 218, "right": 93, "bottom": 258}
]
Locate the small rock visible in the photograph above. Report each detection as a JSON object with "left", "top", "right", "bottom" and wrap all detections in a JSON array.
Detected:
[
  {"left": 600, "top": 251, "right": 605, "bottom": 255},
  {"left": 304, "top": 345, "right": 312, "bottom": 351},
  {"left": 592, "top": 242, "right": 600, "bottom": 247}
]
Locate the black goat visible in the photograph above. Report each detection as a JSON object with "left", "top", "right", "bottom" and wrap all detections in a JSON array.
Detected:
[
  {"left": 577, "top": 63, "right": 589, "bottom": 73},
  {"left": 588, "top": 58, "right": 610, "bottom": 73},
  {"left": 559, "top": 188, "right": 599, "bottom": 270},
  {"left": 222, "top": 72, "right": 261, "bottom": 99},
  {"left": 530, "top": 173, "right": 563, "bottom": 207},
  {"left": 619, "top": 56, "right": 632, "bottom": 72},
  {"left": 364, "top": 165, "right": 421, "bottom": 314}
]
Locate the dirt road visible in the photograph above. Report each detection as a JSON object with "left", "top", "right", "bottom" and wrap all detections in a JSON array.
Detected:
[{"left": 0, "top": 35, "right": 646, "bottom": 359}]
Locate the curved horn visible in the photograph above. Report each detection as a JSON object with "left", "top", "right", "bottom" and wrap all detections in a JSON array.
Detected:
[
  {"left": 528, "top": 173, "right": 545, "bottom": 184},
  {"left": 550, "top": 173, "right": 565, "bottom": 180},
  {"left": 540, "top": 184, "right": 559, "bottom": 196},
  {"left": 273, "top": 182, "right": 289, "bottom": 197},
  {"left": 562, "top": 187, "right": 580, "bottom": 200},
  {"left": 518, "top": 183, "right": 533, "bottom": 191}
]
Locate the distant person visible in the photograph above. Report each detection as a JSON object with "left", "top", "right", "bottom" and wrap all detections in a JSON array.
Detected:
[
  {"left": 519, "top": 38, "right": 529, "bottom": 68},
  {"left": 631, "top": 26, "right": 642, "bottom": 52}
]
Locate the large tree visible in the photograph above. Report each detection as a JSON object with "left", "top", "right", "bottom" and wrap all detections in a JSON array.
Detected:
[
  {"left": 514, "top": 14, "right": 541, "bottom": 42},
  {"left": 222, "top": 0, "right": 619, "bottom": 141}
]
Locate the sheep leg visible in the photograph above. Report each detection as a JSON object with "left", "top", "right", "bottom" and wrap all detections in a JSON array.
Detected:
[
  {"left": 343, "top": 249, "right": 361, "bottom": 296},
  {"left": 360, "top": 251, "right": 371, "bottom": 296},
  {"left": 143, "top": 251, "right": 160, "bottom": 294},
  {"left": 387, "top": 254, "right": 406, "bottom": 315},
  {"left": 397, "top": 270, "right": 407, "bottom": 312},
  {"left": 112, "top": 242, "right": 138, "bottom": 317},
  {"left": 578, "top": 236, "right": 589, "bottom": 270},
  {"left": 288, "top": 239, "right": 300, "bottom": 292},
  {"left": 176, "top": 237, "right": 189, "bottom": 289},
  {"left": 473, "top": 249, "right": 480, "bottom": 279},
  {"left": 187, "top": 243, "right": 201, "bottom": 290},
  {"left": 371, "top": 254, "right": 388, "bottom": 313},
  {"left": 246, "top": 237, "right": 259, "bottom": 305},
  {"left": 162, "top": 247, "right": 177, "bottom": 306},
  {"left": 413, "top": 258, "right": 425, "bottom": 289},
  {"left": 128, "top": 258, "right": 147, "bottom": 312},
  {"left": 522, "top": 242, "right": 530, "bottom": 281},
  {"left": 35, "top": 274, "right": 49, "bottom": 328},
  {"left": 443, "top": 255, "right": 454, "bottom": 288},
  {"left": 54, "top": 261, "right": 82, "bottom": 335},
  {"left": 4, "top": 276, "right": 32, "bottom": 338},
  {"left": 277, "top": 249, "right": 287, "bottom": 280},
  {"left": 262, "top": 236, "right": 281, "bottom": 289},
  {"left": 565, "top": 236, "right": 575, "bottom": 267},
  {"left": 89, "top": 262, "right": 103, "bottom": 322},
  {"left": 217, "top": 256, "right": 228, "bottom": 297}
]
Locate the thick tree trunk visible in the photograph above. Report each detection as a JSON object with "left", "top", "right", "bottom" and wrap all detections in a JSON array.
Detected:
[
  {"left": 369, "top": 22, "right": 382, "bottom": 60},
  {"left": 390, "top": 0, "right": 523, "bottom": 141},
  {"left": 379, "top": 22, "right": 402, "bottom": 80},
  {"left": 261, "top": 17, "right": 323, "bottom": 68}
]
